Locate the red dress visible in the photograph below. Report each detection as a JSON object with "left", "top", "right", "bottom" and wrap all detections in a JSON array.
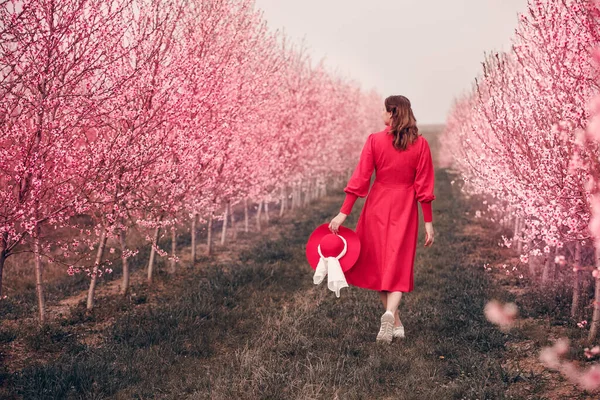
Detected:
[{"left": 339, "top": 125, "right": 435, "bottom": 292}]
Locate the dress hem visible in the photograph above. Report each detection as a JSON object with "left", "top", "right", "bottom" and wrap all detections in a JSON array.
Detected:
[{"left": 347, "top": 282, "right": 413, "bottom": 293}]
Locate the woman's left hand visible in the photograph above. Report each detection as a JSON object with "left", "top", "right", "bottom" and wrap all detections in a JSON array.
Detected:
[{"left": 329, "top": 212, "right": 347, "bottom": 234}]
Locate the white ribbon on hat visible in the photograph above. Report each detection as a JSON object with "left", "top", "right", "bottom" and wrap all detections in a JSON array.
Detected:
[{"left": 313, "top": 233, "right": 349, "bottom": 298}]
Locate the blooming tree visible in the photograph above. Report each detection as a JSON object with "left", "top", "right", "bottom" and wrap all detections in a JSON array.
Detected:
[
  {"left": 0, "top": 0, "right": 383, "bottom": 318},
  {"left": 440, "top": 0, "right": 600, "bottom": 336}
]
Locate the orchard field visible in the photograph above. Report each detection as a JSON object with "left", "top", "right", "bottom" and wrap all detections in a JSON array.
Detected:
[
  {"left": 0, "top": 126, "right": 596, "bottom": 399},
  {"left": 4, "top": 0, "right": 600, "bottom": 399},
  {"left": 2, "top": 124, "right": 593, "bottom": 399}
]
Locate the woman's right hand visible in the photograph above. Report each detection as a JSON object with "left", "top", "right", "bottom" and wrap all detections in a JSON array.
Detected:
[{"left": 424, "top": 222, "right": 434, "bottom": 247}]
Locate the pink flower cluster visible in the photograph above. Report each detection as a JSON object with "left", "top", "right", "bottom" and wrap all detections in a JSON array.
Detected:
[
  {"left": 485, "top": 301, "right": 600, "bottom": 391},
  {"left": 484, "top": 300, "right": 518, "bottom": 331},
  {"left": 540, "top": 338, "right": 600, "bottom": 392}
]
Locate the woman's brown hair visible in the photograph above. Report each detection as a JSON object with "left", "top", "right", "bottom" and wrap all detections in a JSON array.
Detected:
[{"left": 385, "top": 95, "right": 420, "bottom": 151}]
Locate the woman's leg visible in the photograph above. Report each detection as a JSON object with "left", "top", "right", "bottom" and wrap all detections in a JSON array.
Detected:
[
  {"left": 386, "top": 291, "right": 403, "bottom": 327},
  {"left": 378, "top": 290, "right": 387, "bottom": 309}
]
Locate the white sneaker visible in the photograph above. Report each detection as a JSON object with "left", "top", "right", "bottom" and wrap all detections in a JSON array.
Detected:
[
  {"left": 376, "top": 311, "right": 394, "bottom": 343},
  {"left": 393, "top": 325, "right": 405, "bottom": 339}
]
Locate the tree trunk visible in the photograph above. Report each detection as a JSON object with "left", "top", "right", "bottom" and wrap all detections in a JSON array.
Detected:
[
  {"left": 317, "top": 180, "right": 322, "bottom": 197},
  {"left": 87, "top": 229, "right": 108, "bottom": 310},
  {"left": 527, "top": 240, "right": 536, "bottom": 276},
  {"left": 0, "top": 233, "right": 6, "bottom": 299},
  {"left": 553, "top": 251, "right": 560, "bottom": 280},
  {"left": 541, "top": 245, "right": 555, "bottom": 286},
  {"left": 244, "top": 198, "right": 249, "bottom": 233},
  {"left": 147, "top": 223, "right": 161, "bottom": 284},
  {"left": 207, "top": 211, "right": 213, "bottom": 255},
  {"left": 191, "top": 212, "right": 197, "bottom": 265},
  {"left": 304, "top": 180, "right": 310, "bottom": 205},
  {"left": 517, "top": 219, "right": 524, "bottom": 253},
  {"left": 119, "top": 229, "right": 130, "bottom": 296},
  {"left": 231, "top": 204, "right": 237, "bottom": 241},
  {"left": 303, "top": 179, "right": 310, "bottom": 206},
  {"left": 221, "top": 201, "right": 229, "bottom": 245},
  {"left": 512, "top": 216, "right": 520, "bottom": 248},
  {"left": 589, "top": 246, "right": 600, "bottom": 343},
  {"left": 264, "top": 201, "right": 270, "bottom": 224},
  {"left": 323, "top": 181, "right": 327, "bottom": 197},
  {"left": 304, "top": 178, "right": 312, "bottom": 206},
  {"left": 169, "top": 225, "right": 176, "bottom": 274},
  {"left": 33, "top": 222, "right": 46, "bottom": 324},
  {"left": 280, "top": 185, "right": 286, "bottom": 217},
  {"left": 571, "top": 241, "right": 582, "bottom": 319},
  {"left": 256, "top": 199, "right": 263, "bottom": 231},
  {"left": 292, "top": 182, "right": 298, "bottom": 210}
]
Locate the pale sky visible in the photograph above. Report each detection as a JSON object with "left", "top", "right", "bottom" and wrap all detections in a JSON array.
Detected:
[{"left": 253, "top": 0, "right": 527, "bottom": 125}]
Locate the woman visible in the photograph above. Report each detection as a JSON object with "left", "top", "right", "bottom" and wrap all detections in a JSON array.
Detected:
[{"left": 328, "top": 95, "right": 435, "bottom": 344}]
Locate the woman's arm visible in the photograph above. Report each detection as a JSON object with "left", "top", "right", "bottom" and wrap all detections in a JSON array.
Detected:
[
  {"left": 339, "top": 134, "right": 375, "bottom": 215},
  {"left": 415, "top": 137, "right": 436, "bottom": 223}
]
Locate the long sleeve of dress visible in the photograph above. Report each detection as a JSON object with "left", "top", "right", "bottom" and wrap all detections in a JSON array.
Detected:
[
  {"left": 340, "top": 134, "right": 375, "bottom": 215},
  {"left": 415, "top": 137, "right": 436, "bottom": 223}
]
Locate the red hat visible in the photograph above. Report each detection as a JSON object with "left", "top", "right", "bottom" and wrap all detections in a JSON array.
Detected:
[{"left": 306, "top": 223, "right": 361, "bottom": 273}]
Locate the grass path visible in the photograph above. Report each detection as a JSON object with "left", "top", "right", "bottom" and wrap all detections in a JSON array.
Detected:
[{"left": 4, "top": 163, "right": 528, "bottom": 399}]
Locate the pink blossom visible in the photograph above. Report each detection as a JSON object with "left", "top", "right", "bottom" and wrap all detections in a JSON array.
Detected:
[
  {"left": 539, "top": 338, "right": 570, "bottom": 370},
  {"left": 484, "top": 300, "right": 518, "bottom": 329},
  {"left": 579, "top": 365, "right": 600, "bottom": 391},
  {"left": 584, "top": 345, "right": 600, "bottom": 358},
  {"left": 560, "top": 361, "right": 582, "bottom": 383}
]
